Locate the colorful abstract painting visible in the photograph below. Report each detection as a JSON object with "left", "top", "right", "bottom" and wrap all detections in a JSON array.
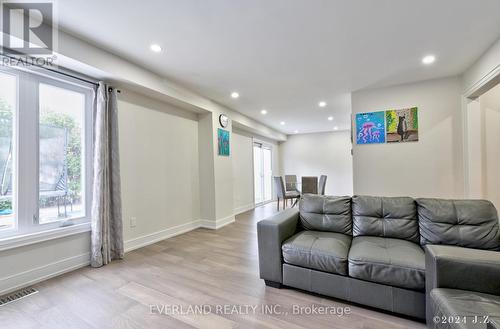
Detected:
[
  {"left": 386, "top": 107, "right": 419, "bottom": 143},
  {"left": 217, "top": 128, "right": 230, "bottom": 156},
  {"left": 355, "top": 111, "right": 386, "bottom": 144}
]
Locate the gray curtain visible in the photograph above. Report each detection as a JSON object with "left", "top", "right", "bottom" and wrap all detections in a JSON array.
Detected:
[{"left": 91, "top": 82, "right": 124, "bottom": 267}]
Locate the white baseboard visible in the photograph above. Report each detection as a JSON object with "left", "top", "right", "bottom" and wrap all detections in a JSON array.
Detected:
[
  {"left": 234, "top": 203, "right": 255, "bottom": 215},
  {"left": 0, "top": 252, "right": 90, "bottom": 296},
  {"left": 124, "top": 219, "right": 201, "bottom": 253},
  {"left": 200, "top": 214, "right": 235, "bottom": 230}
]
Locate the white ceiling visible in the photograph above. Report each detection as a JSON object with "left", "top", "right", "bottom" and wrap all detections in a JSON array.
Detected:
[{"left": 57, "top": 0, "right": 500, "bottom": 134}]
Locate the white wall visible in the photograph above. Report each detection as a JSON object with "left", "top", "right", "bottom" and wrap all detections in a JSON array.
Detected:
[
  {"left": 479, "top": 84, "right": 500, "bottom": 209},
  {"left": 0, "top": 233, "right": 90, "bottom": 295},
  {"left": 352, "top": 77, "right": 464, "bottom": 198},
  {"left": 465, "top": 99, "right": 483, "bottom": 198},
  {"left": 197, "top": 113, "right": 216, "bottom": 222},
  {"left": 232, "top": 132, "right": 255, "bottom": 214},
  {"left": 118, "top": 91, "right": 200, "bottom": 250},
  {"left": 463, "top": 37, "right": 500, "bottom": 95},
  {"left": 211, "top": 110, "right": 234, "bottom": 223},
  {"left": 279, "top": 131, "right": 354, "bottom": 196},
  {"left": 270, "top": 140, "right": 281, "bottom": 198}
]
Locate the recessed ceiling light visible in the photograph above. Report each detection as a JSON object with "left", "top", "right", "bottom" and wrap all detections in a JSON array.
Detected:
[
  {"left": 231, "top": 92, "right": 239, "bottom": 99},
  {"left": 333, "top": 126, "right": 339, "bottom": 130},
  {"left": 318, "top": 101, "right": 327, "bottom": 108},
  {"left": 280, "top": 121, "right": 285, "bottom": 125},
  {"left": 422, "top": 55, "right": 436, "bottom": 65},
  {"left": 294, "top": 130, "right": 299, "bottom": 134},
  {"left": 260, "top": 109, "right": 267, "bottom": 115},
  {"left": 150, "top": 44, "right": 162, "bottom": 53},
  {"left": 328, "top": 116, "right": 334, "bottom": 121}
]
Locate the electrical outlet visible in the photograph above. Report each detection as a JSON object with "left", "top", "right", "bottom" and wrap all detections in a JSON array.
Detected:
[{"left": 130, "top": 217, "right": 137, "bottom": 228}]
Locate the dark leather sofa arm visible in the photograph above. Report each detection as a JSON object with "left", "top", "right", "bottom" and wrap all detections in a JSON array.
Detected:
[
  {"left": 257, "top": 208, "right": 300, "bottom": 286},
  {"left": 425, "top": 245, "right": 500, "bottom": 325},
  {"left": 425, "top": 244, "right": 500, "bottom": 295}
]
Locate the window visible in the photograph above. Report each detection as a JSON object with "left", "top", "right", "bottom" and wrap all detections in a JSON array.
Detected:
[
  {"left": 0, "top": 72, "right": 17, "bottom": 231},
  {"left": 0, "top": 67, "right": 93, "bottom": 239},
  {"left": 39, "top": 84, "right": 87, "bottom": 224}
]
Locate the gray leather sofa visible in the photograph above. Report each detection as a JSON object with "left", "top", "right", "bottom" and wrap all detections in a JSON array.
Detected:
[{"left": 257, "top": 194, "right": 500, "bottom": 327}]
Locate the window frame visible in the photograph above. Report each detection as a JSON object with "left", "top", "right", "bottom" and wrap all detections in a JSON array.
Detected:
[
  {"left": 0, "top": 66, "right": 94, "bottom": 241},
  {"left": 253, "top": 141, "right": 273, "bottom": 205},
  {"left": 0, "top": 67, "right": 20, "bottom": 234}
]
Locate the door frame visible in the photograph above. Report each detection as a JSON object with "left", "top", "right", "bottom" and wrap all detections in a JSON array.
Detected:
[
  {"left": 461, "top": 65, "right": 500, "bottom": 198},
  {"left": 252, "top": 139, "right": 274, "bottom": 206}
]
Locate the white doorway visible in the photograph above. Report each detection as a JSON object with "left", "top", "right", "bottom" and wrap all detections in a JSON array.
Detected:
[
  {"left": 253, "top": 143, "right": 272, "bottom": 205},
  {"left": 464, "top": 81, "right": 500, "bottom": 210}
]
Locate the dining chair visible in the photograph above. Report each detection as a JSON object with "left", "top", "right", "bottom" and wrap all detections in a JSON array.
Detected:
[
  {"left": 301, "top": 176, "right": 318, "bottom": 194},
  {"left": 274, "top": 176, "right": 300, "bottom": 210},
  {"left": 319, "top": 175, "right": 327, "bottom": 195},
  {"left": 284, "top": 175, "right": 299, "bottom": 206},
  {"left": 284, "top": 175, "right": 298, "bottom": 192}
]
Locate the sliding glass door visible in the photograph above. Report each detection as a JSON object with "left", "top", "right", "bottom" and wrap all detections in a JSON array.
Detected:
[{"left": 253, "top": 143, "right": 272, "bottom": 205}]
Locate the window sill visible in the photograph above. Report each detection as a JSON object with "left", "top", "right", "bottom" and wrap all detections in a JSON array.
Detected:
[{"left": 0, "top": 222, "right": 91, "bottom": 252}]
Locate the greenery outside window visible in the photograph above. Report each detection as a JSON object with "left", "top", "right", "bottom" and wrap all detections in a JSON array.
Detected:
[{"left": 0, "top": 67, "right": 93, "bottom": 239}]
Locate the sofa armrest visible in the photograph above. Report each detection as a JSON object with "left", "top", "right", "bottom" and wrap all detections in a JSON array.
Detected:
[
  {"left": 257, "top": 208, "right": 300, "bottom": 284},
  {"left": 488, "top": 318, "right": 500, "bottom": 329},
  {"left": 425, "top": 245, "right": 500, "bottom": 324},
  {"left": 425, "top": 244, "right": 500, "bottom": 295}
]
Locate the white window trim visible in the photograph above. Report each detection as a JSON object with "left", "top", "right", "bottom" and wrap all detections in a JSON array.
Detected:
[
  {"left": 0, "top": 222, "right": 91, "bottom": 251},
  {"left": 0, "top": 66, "right": 95, "bottom": 244},
  {"left": 253, "top": 139, "right": 274, "bottom": 206}
]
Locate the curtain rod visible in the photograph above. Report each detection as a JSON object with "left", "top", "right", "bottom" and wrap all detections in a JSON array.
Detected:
[
  {"left": 43, "top": 66, "right": 121, "bottom": 93},
  {"left": 43, "top": 67, "right": 121, "bottom": 93},
  {"left": 1, "top": 52, "right": 120, "bottom": 92},
  {"left": 1, "top": 52, "right": 98, "bottom": 85},
  {"left": 44, "top": 66, "right": 99, "bottom": 87}
]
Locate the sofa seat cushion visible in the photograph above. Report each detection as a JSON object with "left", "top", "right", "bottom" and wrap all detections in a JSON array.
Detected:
[
  {"left": 348, "top": 236, "right": 425, "bottom": 290},
  {"left": 282, "top": 231, "right": 351, "bottom": 275},
  {"left": 430, "top": 288, "right": 500, "bottom": 329}
]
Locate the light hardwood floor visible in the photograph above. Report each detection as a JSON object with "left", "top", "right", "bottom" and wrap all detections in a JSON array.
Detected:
[{"left": 0, "top": 202, "right": 426, "bottom": 329}]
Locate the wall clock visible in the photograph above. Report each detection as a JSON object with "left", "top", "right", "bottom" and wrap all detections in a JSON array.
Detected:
[{"left": 219, "top": 114, "right": 229, "bottom": 128}]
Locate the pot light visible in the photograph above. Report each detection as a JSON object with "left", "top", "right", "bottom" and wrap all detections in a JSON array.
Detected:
[
  {"left": 150, "top": 44, "right": 162, "bottom": 53},
  {"left": 231, "top": 92, "right": 239, "bottom": 99},
  {"left": 333, "top": 126, "right": 339, "bottom": 131},
  {"left": 294, "top": 130, "right": 299, "bottom": 134},
  {"left": 260, "top": 109, "right": 267, "bottom": 115},
  {"left": 280, "top": 121, "right": 285, "bottom": 125},
  {"left": 318, "top": 101, "right": 327, "bottom": 108},
  {"left": 328, "top": 116, "right": 334, "bottom": 121},
  {"left": 422, "top": 55, "right": 436, "bottom": 65}
]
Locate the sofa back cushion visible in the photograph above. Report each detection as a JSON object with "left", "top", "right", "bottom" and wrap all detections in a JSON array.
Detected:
[
  {"left": 299, "top": 194, "right": 352, "bottom": 235},
  {"left": 352, "top": 195, "right": 419, "bottom": 243},
  {"left": 417, "top": 198, "right": 500, "bottom": 250}
]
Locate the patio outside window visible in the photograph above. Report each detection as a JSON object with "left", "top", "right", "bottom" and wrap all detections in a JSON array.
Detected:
[{"left": 0, "top": 68, "right": 93, "bottom": 239}]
